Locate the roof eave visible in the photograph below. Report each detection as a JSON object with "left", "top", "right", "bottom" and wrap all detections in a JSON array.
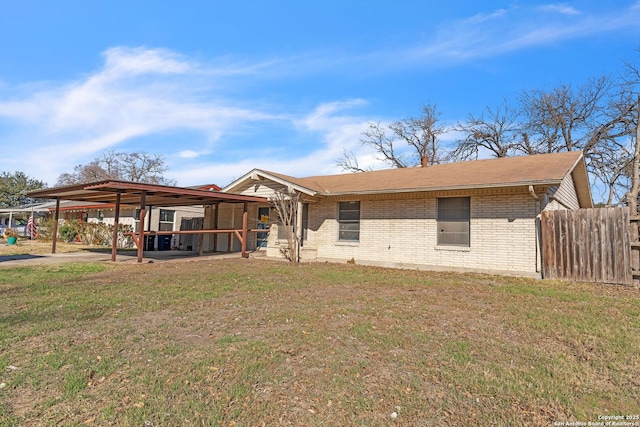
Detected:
[
  {"left": 223, "top": 169, "right": 318, "bottom": 196},
  {"left": 26, "top": 180, "right": 269, "bottom": 206},
  {"left": 568, "top": 154, "right": 593, "bottom": 208},
  {"left": 314, "top": 180, "right": 564, "bottom": 197}
]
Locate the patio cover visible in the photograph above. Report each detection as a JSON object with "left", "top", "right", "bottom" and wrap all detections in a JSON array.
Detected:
[{"left": 27, "top": 180, "right": 269, "bottom": 263}]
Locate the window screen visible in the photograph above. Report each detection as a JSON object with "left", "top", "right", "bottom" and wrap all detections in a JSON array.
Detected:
[
  {"left": 338, "top": 201, "right": 360, "bottom": 241},
  {"left": 437, "top": 197, "right": 470, "bottom": 246}
]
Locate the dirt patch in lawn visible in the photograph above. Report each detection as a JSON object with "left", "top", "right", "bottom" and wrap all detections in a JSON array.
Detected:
[{"left": 0, "top": 239, "right": 99, "bottom": 255}]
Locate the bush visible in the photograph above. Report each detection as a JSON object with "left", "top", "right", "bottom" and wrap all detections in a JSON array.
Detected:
[
  {"left": 75, "top": 221, "right": 134, "bottom": 248},
  {"left": 59, "top": 222, "right": 79, "bottom": 243},
  {"left": 35, "top": 218, "right": 57, "bottom": 241},
  {"left": 34, "top": 219, "right": 134, "bottom": 248}
]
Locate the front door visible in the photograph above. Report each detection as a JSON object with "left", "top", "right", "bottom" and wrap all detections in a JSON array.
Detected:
[{"left": 256, "top": 207, "right": 269, "bottom": 248}]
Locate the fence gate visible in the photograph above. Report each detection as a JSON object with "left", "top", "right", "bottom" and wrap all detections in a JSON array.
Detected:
[{"left": 541, "top": 207, "right": 632, "bottom": 285}]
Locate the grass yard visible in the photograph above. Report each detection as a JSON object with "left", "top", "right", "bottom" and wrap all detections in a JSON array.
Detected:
[
  {"left": 0, "top": 239, "right": 100, "bottom": 256},
  {"left": 0, "top": 258, "right": 639, "bottom": 426}
]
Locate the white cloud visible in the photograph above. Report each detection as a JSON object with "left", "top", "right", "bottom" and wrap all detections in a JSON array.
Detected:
[
  {"left": 297, "top": 99, "right": 368, "bottom": 131},
  {"left": 404, "top": 3, "right": 639, "bottom": 64},
  {"left": 0, "top": 46, "right": 291, "bottom": 184},
  {"left": 168, "top": 100, "right": 374, "bottom": 186},
  {"left": 539, "top": 4, "right": 582, "bottom": 16},
  {"left": 0, "top": 2, "right": 637, "bottom": 187},
  {"left": 101, "top": 47, "right": 192, "bottom": 77},
  {"left": 178, "top": 150, "right": 207, "bottom": 159},
  {"left": 169, "top": 100, "right": 472, "bottom": 188},
  {"left": 0, "top": 43, "right": 378, "bottom": 187},
  {"left": 464, "top": 9, "right": 508, "bottom": 24}
]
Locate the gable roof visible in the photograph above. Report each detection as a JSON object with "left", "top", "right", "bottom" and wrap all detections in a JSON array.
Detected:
[{"left": 229, "top": 152, "right": 592, "bottom": 207}]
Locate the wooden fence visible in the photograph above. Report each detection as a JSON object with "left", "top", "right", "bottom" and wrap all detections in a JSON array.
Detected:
[{"left": 541, "top": 207, "right": 632, "bottom": 285}]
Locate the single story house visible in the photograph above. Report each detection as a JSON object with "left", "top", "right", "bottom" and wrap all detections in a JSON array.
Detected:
[{"left": 212, "top": 151, "right": 592, "bottom": 277}]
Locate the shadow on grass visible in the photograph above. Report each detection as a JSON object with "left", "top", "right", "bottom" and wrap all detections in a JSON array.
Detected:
[
  {"left": 0, "top": 254, "right": 46, "bottom": 263},
  {"left": 81, "top": 247, "right": 121, "bottom": 253}
]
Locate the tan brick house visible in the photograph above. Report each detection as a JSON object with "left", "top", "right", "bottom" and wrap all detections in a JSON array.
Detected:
[{"left": 215, "top": 151, "right": 592, "bottom": 277}]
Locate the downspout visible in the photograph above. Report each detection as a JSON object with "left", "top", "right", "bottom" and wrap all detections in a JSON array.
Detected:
[{"left": 529, "top": 185, "right": 541, "bottom": 274}]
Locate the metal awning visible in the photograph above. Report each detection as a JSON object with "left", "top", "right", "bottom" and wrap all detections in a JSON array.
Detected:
[
  {"left": 27, "top": 179, "right": 267, "bottom": 207},
  {"left": 27, "top": 180, "right": 269, "bottom": 263}
]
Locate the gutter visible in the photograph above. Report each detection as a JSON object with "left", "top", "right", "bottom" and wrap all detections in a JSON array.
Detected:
[{"left": 316, "top": 180, "right": 563, "bottom": 197}]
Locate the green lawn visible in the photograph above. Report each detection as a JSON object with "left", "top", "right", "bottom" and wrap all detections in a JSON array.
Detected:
[{"left": 0, "top": 259, "right": 638, "bottom": 426}]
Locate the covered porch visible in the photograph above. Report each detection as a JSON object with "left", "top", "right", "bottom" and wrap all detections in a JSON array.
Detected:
[{"left": 27, "top": 180, "right": 269, "bottom": 263}]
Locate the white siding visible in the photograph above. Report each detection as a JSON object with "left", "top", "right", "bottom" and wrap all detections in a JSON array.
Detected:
[
  {"left": 545, "top": 173, "right": 580, "bottom": 210},
  {"left": 236, "top": 181, "right": 287, "bottom": 198},
  {"left": 202, "top": 203, "right": 266, "bottom": 252}
]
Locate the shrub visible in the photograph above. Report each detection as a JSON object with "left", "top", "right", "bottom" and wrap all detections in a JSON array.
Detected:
[
  {"left": 35, "top": 218, "right": 58, "bottom": 241},
  {"left": 32, "top": 218, "right": 134, "bottom": 247},
  {"left": 59, "top": 222, "right": 79, "bottom": 243},
  {"left": 75, "top": 221, "right": 134, "bottom": 248}
]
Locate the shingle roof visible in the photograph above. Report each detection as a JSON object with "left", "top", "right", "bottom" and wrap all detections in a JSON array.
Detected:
[{"left": 264, "top": 151, "right": 586, "bottom": 195}]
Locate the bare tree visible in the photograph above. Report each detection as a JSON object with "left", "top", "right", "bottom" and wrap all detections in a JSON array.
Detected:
[
  {"left": 628, "top": 99, "right": 640, "bottom": 213},
  {"left": 590, "top": 89, "right": 638, "bottom": 206},
  {"left": 269, "top": 188, "right": 300, "bottom": 262},
  {"left": 518, "top": 76, "right": 611, "bottom": 154},
  {"left": 363, "top": 120, "right": 409, "bottom": 168},
  {"left": 335, "top": 51, "right": 640, "bottom": 206},
  {"left": 453, "top": 100, "right": 520, "bottom": 160},
  {"left": 517, "top": 75, "right": 638, "bottom": 205},
  {"left": 623, "top": 51, "right": 640, "bottom": 214},
  {"left": 56, "top": 150, "right": 176, "bottom": 186},
  {"left": 389, "top": 104, "right": 447, "bottom": 165},
  {"left": 338, "top": 104, "right": 446, "bottom": 172},
  {"left": 336, "top": 149, "right": 369, "bottom": 173}
]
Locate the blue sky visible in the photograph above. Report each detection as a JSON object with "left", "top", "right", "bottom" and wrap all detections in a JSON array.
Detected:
[{"left": 1, "top": 1, "right": 639, "bottom": 192}]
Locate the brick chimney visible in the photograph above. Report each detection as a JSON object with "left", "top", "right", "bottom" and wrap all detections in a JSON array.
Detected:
[{"left": 421, "top": 156, "right": 428, "bottom": 167}]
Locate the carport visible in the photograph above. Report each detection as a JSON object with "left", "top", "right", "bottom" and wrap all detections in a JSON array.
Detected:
[{"left": 27, "top": 180, "right": 269, "bottom": 263}]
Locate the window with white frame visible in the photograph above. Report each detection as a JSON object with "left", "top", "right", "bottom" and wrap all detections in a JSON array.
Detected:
[
  {"left": 159, "top": 209, "right": 175, "bottom": 231},
  {"left": 437, "top": 197, "right": 470, "bottom": 246},
  {"left": 338, "top": 201, "right": 360, "bottom": 241},
  {"left": 134, "top": 208, "right": 143, "bottom": 232}
]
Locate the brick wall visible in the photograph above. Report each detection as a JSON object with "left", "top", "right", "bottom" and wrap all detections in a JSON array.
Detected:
[
  {"left": 223, "top": 180, "right": 586, "bottom": 276},
  {"left": 304, "top": 190, "right": 541, "bottom": 276}
]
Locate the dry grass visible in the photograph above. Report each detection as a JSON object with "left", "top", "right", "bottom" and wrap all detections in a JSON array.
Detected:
[
  {"left": 0, "top": 239, "right": 100, "bottom": 256},
  {"left": 0, "top": 257, "right": 639, "bottom": 426}
]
